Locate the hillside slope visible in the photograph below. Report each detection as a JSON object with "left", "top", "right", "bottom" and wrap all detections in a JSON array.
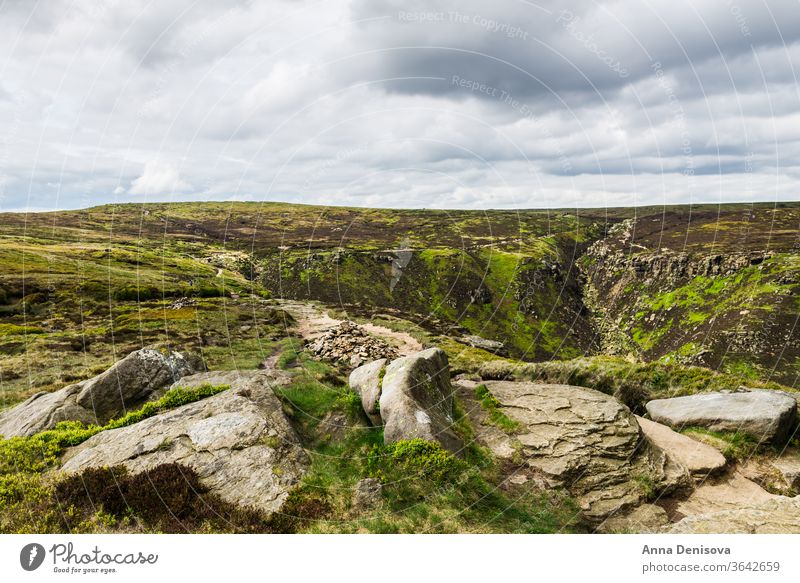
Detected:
[{"left": 0, "top": 200, "right": 798, "bottom": 407}]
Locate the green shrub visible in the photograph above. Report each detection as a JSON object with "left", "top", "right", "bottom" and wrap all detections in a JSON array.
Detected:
[
  {"left": 194, "top": 285, "right": 226, "bottom": 298},
  {"left": 55, "top": 463, "right": 269, "bottom": 533},
  {"left": 113, "top": 285, "right": 161, "bottom": 301},
  {"left": 0, "top": 324, "right": 44, "bottom": 336}
]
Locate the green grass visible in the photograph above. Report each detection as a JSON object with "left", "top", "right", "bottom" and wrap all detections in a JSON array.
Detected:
[
  {"left": 680, "top": 428, "right": 760, "bottom": 462},
  {"left": 292, "top": 435, "right": 578, "bottom": 534},
  {"left": 474, "top": 384, "right": 522, "bottom": 433}
]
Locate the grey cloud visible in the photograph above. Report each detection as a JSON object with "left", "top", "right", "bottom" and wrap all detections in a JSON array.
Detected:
[{"left": 0, "top": 0, "right": 798, "bottom": 211}]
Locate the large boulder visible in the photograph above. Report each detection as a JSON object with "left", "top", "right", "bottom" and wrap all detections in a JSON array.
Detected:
[
  {"left": 0, "top": 348, "right": 198, "bottom": 438},
  {"left": 645, "top": 389, "right": 797, "bottom": 443},
  {"left": 348, "top": 358, "right": 386, "bottom": 426},
  {"left": 379, "top": 348, "right": 462, "bottom": 453},
  {"left": 478, "top": 381, "right": 656, "bottom": 522},
  {"left": 60, "top": 370, "right": 308, "bottom": 517},
  {"left": 636, "top": 416, "right": 727, "bottom": 479}
]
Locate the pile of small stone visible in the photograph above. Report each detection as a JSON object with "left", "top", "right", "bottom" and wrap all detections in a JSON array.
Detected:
[
  {"left": 307, "top": 321, "right": 398, "bottom": 367},
  {"left": 169, "top": 297, "right": 196, "bottom": 310}
]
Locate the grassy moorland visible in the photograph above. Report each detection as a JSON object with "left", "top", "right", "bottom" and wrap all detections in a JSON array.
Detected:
[
  {"left": 1, "top": 200, "right": 799, "bottom": 410},
  {"left": 0, "top": 200, "right": 799, "bottom": 534}
]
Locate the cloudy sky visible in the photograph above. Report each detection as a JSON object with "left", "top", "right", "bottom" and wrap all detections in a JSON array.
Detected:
[{"left": 1, "top": 0, "right": 799, "bottom": 210}]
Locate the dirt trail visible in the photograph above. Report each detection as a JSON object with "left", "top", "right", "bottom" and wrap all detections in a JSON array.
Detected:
[{"left": 274, "top": 299, "right": 423, "bottom": 356}]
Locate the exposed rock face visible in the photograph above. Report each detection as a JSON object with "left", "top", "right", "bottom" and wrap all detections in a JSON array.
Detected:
[
  {"left": 667, "top": 496, "right": 800, "bottom": 534},
  {"left": 636, "top": 416, "right": 727, "bottom": 479},
  {"left": 645, "top": 390, "right": 797, "bottom": 443},
  {"left": 348, "top": 358, "right": 386, "bottom": 426},
  {"left": 675, "top": 471, "right": 778, "bottom": 519},
  {"left": 0, "top": 348, "right": 198, "bottom": 438},
  {"left": 60, "top": 370, "right": 308, "bottom": 517},
  {"left": 597, "top": 504, "right": 670, "bottom": 534},
  {"left": 308, "top": 321, "right": 398, "bottom": 367},
  {"left": 480, "top": 381, "right": 647, "bottom": 522},
  {"left": 772, "top": 454, "right": 800, "bottom": 491},
  {"left": 352, "top": 478, "right": 383, "bottom": 512},
  {"left": 379, "top": 348, "right": 462, "bottom": 453},
  {"left": 460, "top": 335, "right": 506, "bottom": 354}
]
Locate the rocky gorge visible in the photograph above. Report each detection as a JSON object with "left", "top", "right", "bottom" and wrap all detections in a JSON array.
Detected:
[{"left": 1, "top": 201, "right": 800, "bottom": 534}]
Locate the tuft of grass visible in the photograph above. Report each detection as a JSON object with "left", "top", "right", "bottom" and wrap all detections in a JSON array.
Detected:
[
  {"left": 0, "top": 323, "right": 43, "bottom": 336},
  {"left": 474, "top": 384, "right": 522, "bottom": 434},
  {"left": 681, "top": 428, "right": 760, "bottom": 462}
]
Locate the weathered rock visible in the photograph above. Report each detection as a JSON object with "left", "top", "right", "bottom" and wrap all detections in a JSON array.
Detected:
[
  {"left": 739, "top": 452, "right": 800, "bottom": 495},
  {"left": 773, "top": 454, "right": 800, "bottom": 490},
  {"left": 0, "top": 348, "right": 198, "bottom": 438},
  {"left": 597, "top": 504, "right": 670, "bottom": 533},
  {"left": 379, "top": 348, "right": 462, "bottom": 453},
  {"left": 454, "top": 380, "right": 519, "bottom": 461},
  {"left": 645, "top": 389, "right": 797, "bottom": 443},
  {"left": 60, "top": 370, "right": 308, "bottom": 517},
  {"left": 352, "top": 478, "right": 383, "bottom": 512},
  {"left": 667, "top": 496, "right": 800, "bottom": 534},
  {"left": 481, "top": 381, "right": 646, "bottom": 522},
  {"left": 637, "top": 415, "right": 727, "bottom": 479},
  {"left": 348, "top": 358, "right": 386, "bottom": 425},
  {"left": 461, "top": 335, "right": 506, "bottom": 354},
  {"left": 675, "top": 471, "right": 778, "bottom": 519},
  {"left": 319, "top": 410, "right": 351, "bottom": 441}
]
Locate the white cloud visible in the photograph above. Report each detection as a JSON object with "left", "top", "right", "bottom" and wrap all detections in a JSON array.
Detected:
[
  {"left": 129, "top": 161, "right": 192, "bottom": 196},
  {"left": 0, "top": 0, "right": 798, "bottom": 210}
]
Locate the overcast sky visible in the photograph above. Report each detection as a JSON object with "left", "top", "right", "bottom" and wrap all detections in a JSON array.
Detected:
[{"left": 1, "top": 0, "right": 799, "bottom": 211}]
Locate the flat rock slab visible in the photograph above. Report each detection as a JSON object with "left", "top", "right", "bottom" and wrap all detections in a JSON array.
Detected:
[
  {"left": 636, "top": 416, "right": 726, "bottom": 478},
  {"left": 668, "top": 496, "right": 800, "bottom": 534},
  {"left": 645, "top": 390, "right": 797, "bottom": 443},
  {"left": 674, "top": 471, "right": 777, "bottom": 518},
  {"left": 597, "top": 504, "right": 670, "bottom": 534},
  {"left": 482, "top": 381, "right": 646, "bottom": 522},
  {"left": 0, "top": 348, "right": 197, "bottom": 438},
  {"left": 60, "top": 370, "right": 308, "bottom": 517}
]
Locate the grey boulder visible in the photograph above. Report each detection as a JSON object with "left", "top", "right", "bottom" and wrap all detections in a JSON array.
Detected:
[
  {"left": 60, "top": 370, "right": 308, "bottom": 517},
  {"left": 0, "top": 348, "right": 198, "bottom": 438},
  {"left": 348, "top": 358, "right": 386, "bottom": 426},
  {"left": 352, "top": 478, "right": 383, "bottom": 512},
  {"left": 645, "top": 389, "right": 797, "bottom": 443},
  {"left": 379, "top": 347, "right": 462, "bottom": 453},
  {"left": 479, "top": 381, "right": 654, "bottom": 523}
]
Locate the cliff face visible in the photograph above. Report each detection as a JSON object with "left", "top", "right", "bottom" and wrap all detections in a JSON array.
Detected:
[
  {"left": 580, "top": 215, "right": 800, "bottom": 386},
  {"left": 260, "top": 235, "right": 597, "bottom": 361}
]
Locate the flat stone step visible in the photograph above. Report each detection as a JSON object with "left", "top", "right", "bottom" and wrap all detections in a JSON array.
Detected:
[{"left": 636, "top": 415, "right": 727, "bottom": 478}]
